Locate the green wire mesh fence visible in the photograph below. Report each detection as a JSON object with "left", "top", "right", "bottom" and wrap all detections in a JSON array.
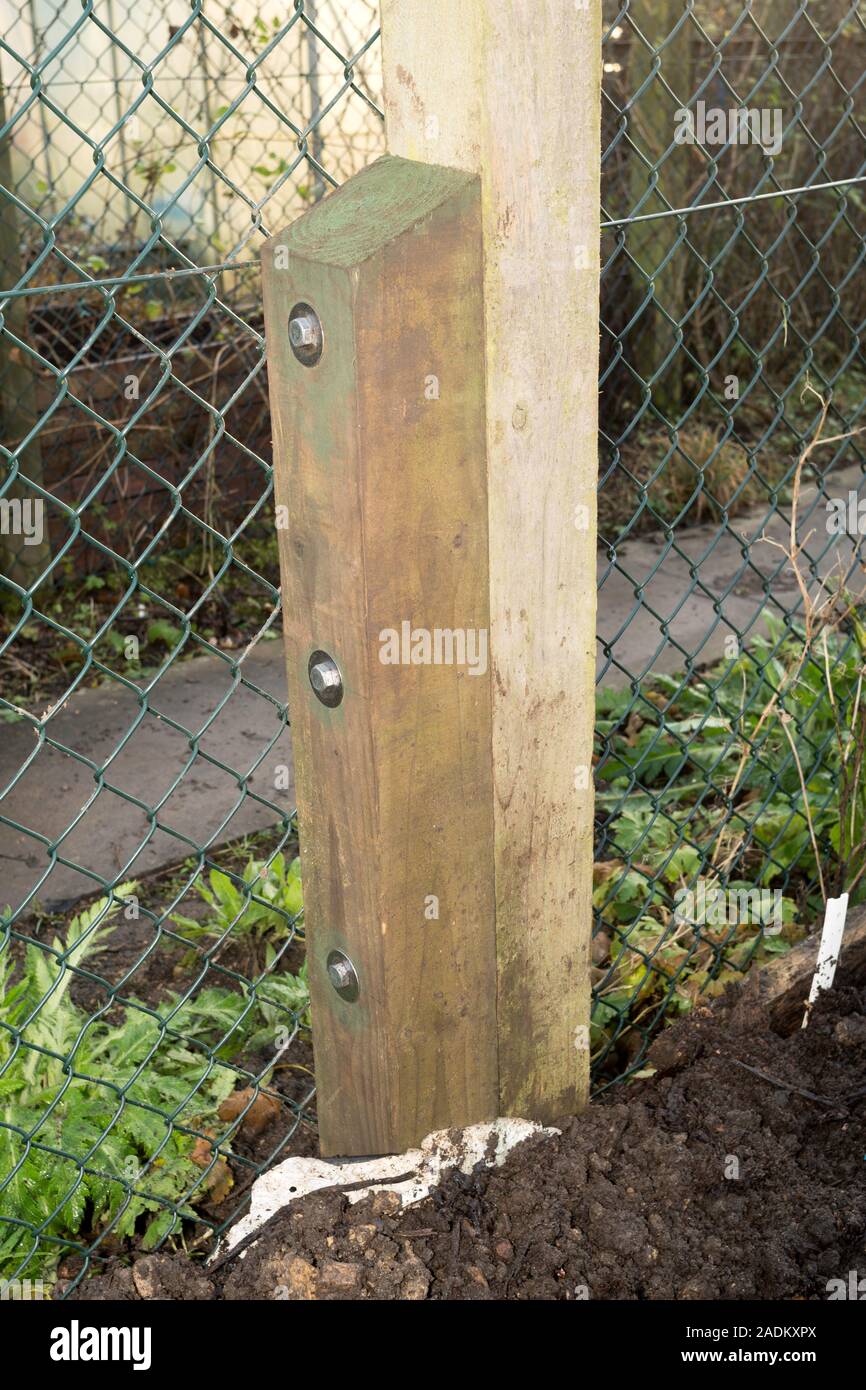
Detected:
[
  {"left": 0, "top": 0, "right": 380, "bottom": 1293},
  {"left": 0, "top": 0, "right": 865, "bottom": 1290},
  {"left": 592, "top": 0, "right": 866, "bottom": 1085}
]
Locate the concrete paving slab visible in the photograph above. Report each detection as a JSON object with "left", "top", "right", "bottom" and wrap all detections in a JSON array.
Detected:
[
  {"left": 598, "top": 461, "right": 865, "bottom": 685},
  {"left": 0, "top": 640, "right": 294, "bottom": 913}
]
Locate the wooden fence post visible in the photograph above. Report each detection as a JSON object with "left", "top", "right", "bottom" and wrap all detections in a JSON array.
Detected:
[
  {"left": 627, "top": 0, "right": 691, "bottom": 421},
  {"left": 262, "top": 157, "right": 498, "bottom": 1155},
  {"left": 0, "top": 79, "right": 52, "bottom": 589},
  {"left": 263, "top": 2, "right": 602, "bottom": 1153},
  {"left": 380, "top": 2, "right": 603, "bottom": 1122}
]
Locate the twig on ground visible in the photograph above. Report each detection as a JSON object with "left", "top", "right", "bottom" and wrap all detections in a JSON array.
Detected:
[{"left": 726, "top": 1056, "right": 841, "bottom": 1109}]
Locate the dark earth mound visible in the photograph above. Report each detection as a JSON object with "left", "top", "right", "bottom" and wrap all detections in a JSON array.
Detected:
[{"left": 62, "top": 972, "right": 866, "bottom": 1300}]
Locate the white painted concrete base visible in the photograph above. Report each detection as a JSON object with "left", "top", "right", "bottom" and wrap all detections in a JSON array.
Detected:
[{"left": 221, "top": 1118, "right": 558, "bottom": 1257}]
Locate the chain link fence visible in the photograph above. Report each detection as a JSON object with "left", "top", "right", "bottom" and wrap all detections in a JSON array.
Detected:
[
  {"left": 592, "top": 0, "right": 866, "bottom": 1085},
  {"left": 0, "top": 0, "right": 380, "bottom": 1294},
  {"left": 1, "top": 0, "right": 865, "bottom": 1290}
]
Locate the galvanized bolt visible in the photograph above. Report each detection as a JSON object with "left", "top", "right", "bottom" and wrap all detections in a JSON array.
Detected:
[
  {"left": 308, "top": 650, "right": 343, "bottom": 707},
  {"left": 288, "top": 302, "right": 323, "bottom": 366},
  {"left": 327, "top": 949, "right": 359, "bottom": 1002},
  {"left": 289, "top": 314, "right": 316, "bottom": 348}
]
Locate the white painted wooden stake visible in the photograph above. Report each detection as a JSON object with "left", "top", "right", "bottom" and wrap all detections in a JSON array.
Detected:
[
  {"left": 379, "top": 0, "right": 602, "bottom": 1122},
  {"left": 802, "top": 893, "right": 849, "bottom": 1027}
]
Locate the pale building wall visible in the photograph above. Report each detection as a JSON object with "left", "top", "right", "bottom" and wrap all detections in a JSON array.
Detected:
[{"left": 0, "top": 0, "right": 384, "bottom": 258}]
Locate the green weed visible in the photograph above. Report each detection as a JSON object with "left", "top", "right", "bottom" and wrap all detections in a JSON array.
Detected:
[
  {"left": 0, "top": 880, "right": 309, "bottom": 1284},
  {"left": 170, "top": 851, "right": 303, "bottom": 944}
]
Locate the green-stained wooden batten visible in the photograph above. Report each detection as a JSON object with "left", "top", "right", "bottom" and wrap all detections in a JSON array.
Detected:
[{"left": 262, "top": 154, "right": 499, "bottom": 1155}]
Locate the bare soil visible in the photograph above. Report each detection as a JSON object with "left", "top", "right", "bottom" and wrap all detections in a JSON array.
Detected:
[{"left": 61, "top": 970, "right": 866, "bottom": 1301}]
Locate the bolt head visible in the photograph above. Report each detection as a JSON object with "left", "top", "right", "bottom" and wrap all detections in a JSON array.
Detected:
[
  {"left": 288, "top": 301, "right": 323, "bottom": 366},
  {"left": 328, "top": 958, "right": 352, "bottom": 989},
  {"left": 308, "top": 650, "right": 343, "bottom": 707},
  {"left": 326, "top": 949, "right": 359, "bottom": 1001},
  {"left": 289, "top": 314, "right": 317, "bottom": 348}
]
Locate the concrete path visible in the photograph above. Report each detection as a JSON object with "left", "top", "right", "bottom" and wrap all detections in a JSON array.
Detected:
[
  {"left": 598, "top": 460, "right": 863, "bottom": 683},
  {"left": 0, "top": 641, "right": 294, "bottom": 913},
  {"left": 2, "top": 465, "right": 862, "bottom": 911}
]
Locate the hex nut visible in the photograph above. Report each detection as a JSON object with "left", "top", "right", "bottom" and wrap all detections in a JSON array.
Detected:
[
  {"left": 308, "top": 650, "right": 343, "bottom": 707},
  {"left": 288, "top": 302, "right": 323, "bottom": 366}
]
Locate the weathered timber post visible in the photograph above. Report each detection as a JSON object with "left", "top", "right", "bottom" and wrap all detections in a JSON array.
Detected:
[
  {"left": 263, "top": 158, "right": 498, "bottom": 1155},
  {"left": 380, "top": 3, "right": 603, "bottom": 1121},
  {"left": 626, "top": 0, "right": 692, "bottom": 422},
  {"left": 263, "top": 3, "right": 602, "bottom": 1155},
  {"left": 0, "top": 79, "right": 52, "bottom": 589}
]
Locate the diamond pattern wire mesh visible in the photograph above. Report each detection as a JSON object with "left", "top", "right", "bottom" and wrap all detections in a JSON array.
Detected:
[
  {"left": 0, "top": 0, "right": 865, "bottom": 1289},
  {"left": 593, "top": 0, "right": 866, "bottom": 1087},
  {"left": 0, "top": 0, "right": 381, "bottom": 1292}
]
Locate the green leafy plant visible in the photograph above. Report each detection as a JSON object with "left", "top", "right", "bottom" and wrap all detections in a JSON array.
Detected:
[
  {"left": 146, "top": 618, "right": 183, "bottom": 651},
  {"left": 243, "top": 950, "right": 311, "bottom": 1046},
  {"left": 171, "top": 852, "right": 303, "bottom": 944},
  {"left": 593, "top": 597, "right": 866, "bottom": 1072},
  {"left": 0, "top": 884, "right": 309, "bottom": 1284}
]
